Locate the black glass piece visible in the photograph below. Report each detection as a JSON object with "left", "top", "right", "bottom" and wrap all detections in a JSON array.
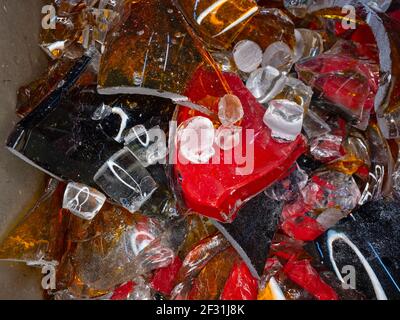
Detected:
[
  {"left": 212, "top": 193, "right": 282, "bottom": 279},
  {"left": 314, "top": 199, "right": 400, "bottom": 300}
]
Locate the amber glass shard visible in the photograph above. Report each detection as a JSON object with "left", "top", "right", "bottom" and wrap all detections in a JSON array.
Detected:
[
  {"left": 175, "top": 233, "right": 229, "bottom": 285},
  {"left": 188, "top": 247, "right": 239, "bottom": 300},
  {"left": 175, "top": 0, "right": 258, "bottom": 49},
  {"left": 39, "top": 10, "right": 84, "bottom": 59},
  {"left": 234, "top": 7, "right": 296, "bottom": 51},
  {"left": 40, "top": 0, "right": 121, "bottom": 59},
  {"left": 98, "top": 0, "right": 215, "bottom": 100},
  {"left": 328, "top": 130, "right": 370, "bottom": 175},
  {"left": 178, "top": 214, "right": 217, "bottom": 259},
  {"left": 0, "top": 180, "right": 69, "bottom": 264},
  {"left": 16, "top": 58, "right": 76, "bottom": 117},
  {"left": 57, "top": 204, "right": 163, "bottom": 297}
]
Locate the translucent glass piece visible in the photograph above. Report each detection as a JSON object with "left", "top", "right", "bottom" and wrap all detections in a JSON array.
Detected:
[
  {"left": 279, "top": 77, "right": 313, "bottom": 110},
  {"left": 329, "top": 131, "right": 370, "bottom": 175},
  {"left": 364, "top": 0, "right": 392, "bottom": 12},
  {"left": 246, "top": 66, "right": 287, "bottom": 104},
  {"left": 234, "top": 8, "right": 296, "bottom": 52},
  {"left": 218, "top": 94, "right": 244, "bottom": 126},
  {"left": 294, "top": 28, "right": 324, "bottom": 62},
  {"left": 63, "top": 182, "right": 106, "bottom": 220},
  {"left": 97, "top": 0, "right": 228, "bottom": 100},
  {"left": 310, "top": 133, "right": 343, "bottom": 162},
  {"left": 0, "top": 180, "right": 68, "bottom": 264},
  {"left": 81, "top": 7, "right": 120, "bottom": 53},
  {"left": 359, "top": 122, "right": 393, "bottom": 204},
  {"left": 176, "top": 116, "right": 216, "bottom": 164},
  {"left": 40, "top": 0, "right": 122, "bottom": 59},
  {"left": 16, "top": 57, "right": 76, "bottom": 117},
  {"left": 94, "top": 148, "right": 158, "bottom": 213},
  {"left": 265, "top": 163, "right": 308, "bottom": 202},
  {"left": 188, "top": 248, "right": 239, "bottom": 300},
  {"left": 296, "top": 40, "right": 380, "bottom": 123},
  {"left": 263, "top": 99, "right": 304, "bottom": 142},
  {"left": 92, "top": 103, "right": 112, "bottom": 120},
  {"left": 125, "top": 126, "right": 168, "bottom": 167},
  {"left": 57, "top": 206, "right": 164, "bottom": 296},
  {"left": 303, "top": 109, "right": 331, "bottom": 139},
  {"left": 262, "top": 41, "right": 294, "bottom": 73},
  {"left": 283, "top": 0, "right": 312, "bottom": 18},
  {"left": 211, "top": 51, "right": 238, "bottom": 73},
  {"left": 215, "top": 125, "right": 242, "bottom": 151},
  {"left": 175, "top": 0, "right": 258, "bottom": 49},
  {"left": 233, "top": 40, "right": 263, "bottom": 73},
  {"left": 307, "top": 2, "right": 398, "bottom": 137},
  {"left": 301, "top": 171, "right": 361, "bottom": 212}
]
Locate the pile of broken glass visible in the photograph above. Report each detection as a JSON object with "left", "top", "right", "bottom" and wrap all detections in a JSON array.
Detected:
[{"left": 2, "top": 0, "right": 400, "bottom": 300}]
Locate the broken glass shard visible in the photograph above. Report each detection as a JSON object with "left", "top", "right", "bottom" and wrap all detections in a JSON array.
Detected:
[
  {"left": 265, "top": 163, "right": 308, "bottom": 202},
  {"left": 63, "top": 182, "right": 106, "bottom": 220},
  {"left": 94, "top": 148, "right": 158, "bottom": 213},
  {"left": 294, "top": 28, "right": 324, "bottom": 62},
  {"left": 246, "top": 66, "right": 287, "bottom": 104},
  {"left": 303, "top": 109, "right": 331, "bottom": 139},
  {"left": 125, "top": 126, "right": 168, "bottom": 167},
  {"left": 263, "top": 99, "right": 304, "bottom": 142},
  {"left": 175, "top": 0, "right": 259, "bottom": 49}
]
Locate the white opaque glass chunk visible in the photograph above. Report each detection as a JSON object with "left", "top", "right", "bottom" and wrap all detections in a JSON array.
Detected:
[
  {"left": 176, "top": 116, "right": 216, "bottom": 164},
  {"left": 215, "top": 125, "right": 242, "bottom": 151},
  {"left": 263, "top": 99, "right": 304, "bottom": 142},
  {"left": 262, "top": 41, "right": 294, "bottom": 73},
  {"left": 233, "top": 40, "right": 263, "bottom": 73},
  {"left": 246, "top": 66, "right": 287, "bottom": 104}
]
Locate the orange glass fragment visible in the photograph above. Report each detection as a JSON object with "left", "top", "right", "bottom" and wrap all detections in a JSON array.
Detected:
[
  {"left": 188, "top": 247, "right": 238, "bottom": 300},
  {"left": 0, "top": 180, "right": 69, "bottom": 264},
  {"left": 98, "top": 0, "right": 230, "bottom": 101},
  {"left": 175, "top": 0, "right": 258, "bottom": 49}
]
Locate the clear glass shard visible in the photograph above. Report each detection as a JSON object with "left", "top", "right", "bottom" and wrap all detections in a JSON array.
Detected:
[
  {"left": 246, "top": 66, "right": 287, "bottom": 104},
  {"left": 303, "top": 109, "right": 331, "bottom": 139},
  {"left": 301, "top": 170, "right": 361, "bottom": 212},
  {"left": 265, "top": 163, "right": 308, "bottom": 201},
  {"left": 294, "top": 28, "right": 324, "bottom": 62},
  {"left": 125, "top": 125, "right": 168, "bottom": 167},
  {"left": 310, "top": 133, "right": 343, "bottom": 162},
  {"left": 94, "top": 148, "right": 158, "bottom": 212},
  {"left": 63, "top": 182, "right": 106, "bottom": 220}
]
